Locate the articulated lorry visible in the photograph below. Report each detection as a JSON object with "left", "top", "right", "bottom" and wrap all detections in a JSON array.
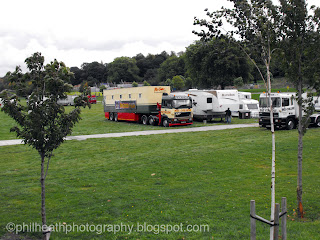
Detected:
[
  {"left": 103, "top": 86, "right": 193, "bottom": 127},
  {"left": 259, "top": 92, "right": 320, "bottom": 129}
]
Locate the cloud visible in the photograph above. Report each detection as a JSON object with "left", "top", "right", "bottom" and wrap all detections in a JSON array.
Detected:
[{"left": 1, "top": 0, "right": 318, "bottom": 76}]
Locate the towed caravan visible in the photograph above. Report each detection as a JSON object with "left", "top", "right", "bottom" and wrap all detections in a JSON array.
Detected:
[
  {"left": 205, "top": 90, "right": 240, "bottom": 117},
  {"left": 176, "top": 89, "right": 225, "bottom": 121},
  {"left": 238, "top": 92, "right": 259, "bottom": 118}
]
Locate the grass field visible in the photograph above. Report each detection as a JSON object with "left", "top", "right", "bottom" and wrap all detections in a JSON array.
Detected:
[
  {"left": 0, "top": 125, "right": 319, "bottom": 239},
  {"left": 0, "top": 101, "right": 257, "bottom": 140}
]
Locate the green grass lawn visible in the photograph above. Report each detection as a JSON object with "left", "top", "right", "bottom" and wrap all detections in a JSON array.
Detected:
[
  {"left": 0, "top": 127, "right": 319, "bottom": 239},
  {"left": 0, "top": 102, "right": 257, "bottom": 140}
]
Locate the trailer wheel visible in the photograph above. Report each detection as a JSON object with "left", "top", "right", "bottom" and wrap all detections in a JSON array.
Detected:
[
  {"left": 109, "top": 112, "right": 114, "bottom": 121},
  {"left": 114, "top": 113, "right": 118, "bottom": 122},
  {"left": 286, "top": 118, "right": 295, "bottom": 130},
  {"left": 162, "top": 118, "right": 169, "bottom": 127},
  {"left": 141, "top": 115, "right": 148, "bottom": 125}
]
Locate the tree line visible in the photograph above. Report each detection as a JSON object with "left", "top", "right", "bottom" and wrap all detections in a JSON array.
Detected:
[{"left": 68, "top": 38, "right": 287, "bottom": 91}]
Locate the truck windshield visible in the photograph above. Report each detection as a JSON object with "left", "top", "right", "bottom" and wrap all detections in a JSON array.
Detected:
[
  {"left": 172, "top": 99, "right": 192, "bottom": 109},
  {"left": 259, "top": 97, "right": 281, "bottom": 108}
]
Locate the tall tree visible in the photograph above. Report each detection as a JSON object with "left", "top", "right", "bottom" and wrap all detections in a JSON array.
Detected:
[
  {"left": 1, "top": 52, "right": 90, "bottom": 239},
  {"left": 185, "top": 38, "right": 252, "bottom": 89},
  {"left": 193, "top": 1, "right": 281, "bottom": 237},
  {"left": 157, "top": 54, "right": 186, "bottom": 84},
  {"left": 279, "top": 0, "right": 320, "bottom": 218},
  {"left": 107, "top": 57, "right": 140, "bottom": 83},
  {"left": 81, "top": 61, "right": 108, "bottom": 86},
  {"left": 134, "top": 53, "right": 149, "bottom": 78}
]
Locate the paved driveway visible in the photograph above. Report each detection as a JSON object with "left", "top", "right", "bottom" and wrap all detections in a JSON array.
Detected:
[{"left": 0, "top": 123, "right": 259, "bottom": 147}]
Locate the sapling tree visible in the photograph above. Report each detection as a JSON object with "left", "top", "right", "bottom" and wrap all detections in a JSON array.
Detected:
[
  {"left": 279, "top": 0, "right": 320, "bottom": 218},
  {"left": 1, "top": 52, "right": 90, "bottom": 239},
  {"left": 193, "top": 0, "right": 281, "bottom": 238}
]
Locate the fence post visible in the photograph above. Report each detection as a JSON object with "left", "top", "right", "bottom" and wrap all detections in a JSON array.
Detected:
[
  {"left": 250, "top": 200, "right": 256, "bottom": 240},
  {"left": 281, "top": 197, "right": 287, "bottom": 240},
  {"left": 273, "top": 203, "right": 280, "bottom": 240}
]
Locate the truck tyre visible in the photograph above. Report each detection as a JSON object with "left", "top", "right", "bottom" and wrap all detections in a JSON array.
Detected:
[
  {"left": 148, "top": 116, "right": 155, "bottom": 126},
  {"left": 316, "top": 117, "right": 320, "bottom": 127},
  {"left": 114, "top": 113, "right": 118, "bottom": 122},
  {"left": 141, "top": 115, "right": 148, "bottom": 125},
  {"left": 286, "top": 118, "right": 295, "bottom": 130},
  {"left": 109, "top": 112, "right": 114, "bottom": 121},
  {"left": 162, "top": 118, "right": 169, "bottom": 127}
]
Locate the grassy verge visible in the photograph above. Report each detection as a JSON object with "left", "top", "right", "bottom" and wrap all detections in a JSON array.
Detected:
[
  {"left": 0, "top": 127, "right": 319, "bottom": 239},
  {"left": 0, "top": 102, "right": 257, "bottom": 140},
  {"left": 239, "top": 87, "right": 297, "bottom": 93}
]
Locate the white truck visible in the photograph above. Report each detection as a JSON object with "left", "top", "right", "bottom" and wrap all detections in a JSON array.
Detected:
[
  {"left": 259, "top": 92, "right": 320, "bottom": 129},
  {"left": 313, "top": 96, "right": 320, "bottom": 111},
  {"left": 238, "top": 92, "right": 260, "bottom": 118},
  {"left": 57, "top": 95, "right": 77, "bottom": 106},
  {"left": 176, "top": 89, "right": 225, "bottom": 120}
]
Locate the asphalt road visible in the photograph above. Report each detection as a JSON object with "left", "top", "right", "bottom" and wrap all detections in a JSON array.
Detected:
[{"left": 0, "top": 123, "right": 259, "bottom": 147}]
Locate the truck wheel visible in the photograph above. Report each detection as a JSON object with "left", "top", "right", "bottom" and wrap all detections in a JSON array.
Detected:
[
  {"left": 109, "top": 112, "right": 114, "bottom": 121},
  {"left": 114, "top": 113, "right": 118, "bottom": 122},
  {"left": 316, "top": 117, "right": 320, "bottom": 127},
  {"left": 286, "top": 118, "right": 295, "bottom": 130},
  {"left": 141, "top": 115, "right": 148, "bottom": 125},
  {"left": 162, "top": 118, "right": 169, "bottom": 127},
  {"left": 148, "top": 116, "right": 157, "bottom": 126}
]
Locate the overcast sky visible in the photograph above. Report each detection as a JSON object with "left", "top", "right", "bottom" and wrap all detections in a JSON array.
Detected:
[{"left": 1, "top": 0, "right": 319, "bottom": 77}]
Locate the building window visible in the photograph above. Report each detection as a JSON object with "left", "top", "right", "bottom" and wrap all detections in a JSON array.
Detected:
[
  {"left": 120, "top": 95, "right": 122, "bottom": 99},
  {"left": 139, "top": 93, "right": 142, "bottom": 98},
  {"left": 207, "top": 98, "right": 212, "bottom": 103},
  {"left": 129, "top": 94, "right": 131, "bottom": 99},
  {"left": 112, "top": 95, "right": 114, "bottom": 100}
]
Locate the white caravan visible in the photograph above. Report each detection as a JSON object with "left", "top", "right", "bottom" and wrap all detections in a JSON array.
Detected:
[
  {"left": 177, "top": 90, "right": 225, "bottom": 120},
  {"left": 206, "top": 90, "right": 240, "bottom": 117},
  {"left": 238, "top": 92, "right": 260, "bottom": 118}
]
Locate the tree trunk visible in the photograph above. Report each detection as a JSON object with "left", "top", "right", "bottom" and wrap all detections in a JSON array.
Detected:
[
  {"left": 267, "top": 64, "right": 276, "bottom": 239},
  {"left": 40, "top": 152, "right": 47, "bottom": 239},
  {"left": 297, "top": 84, "right": 304, "bottom": 218}
]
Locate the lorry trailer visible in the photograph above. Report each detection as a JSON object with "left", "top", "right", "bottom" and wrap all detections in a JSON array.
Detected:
[
  {"left": 259, "top": 92, "right": 320, "bottom": 129},
  {"left": 103, "top": 86, "right": 193, "bottom": 127}
]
